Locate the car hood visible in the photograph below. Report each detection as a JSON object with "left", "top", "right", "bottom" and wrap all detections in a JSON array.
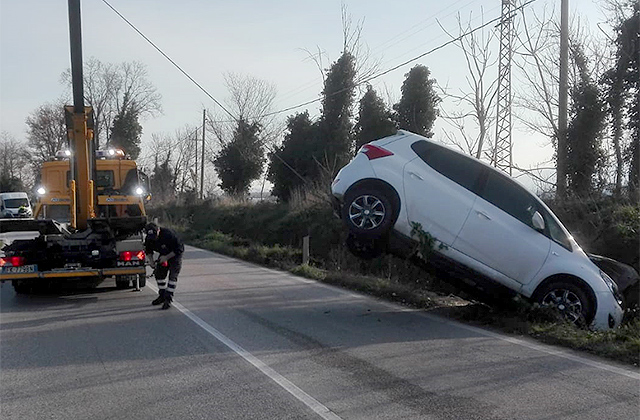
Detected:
[{"left": 588, "top": 253, "right": 640, "bottom": 293}]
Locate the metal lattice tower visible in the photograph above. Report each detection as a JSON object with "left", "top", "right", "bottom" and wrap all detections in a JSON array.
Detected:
[{"left": 493, "top": 0, "right": 514, "bottom": 175}]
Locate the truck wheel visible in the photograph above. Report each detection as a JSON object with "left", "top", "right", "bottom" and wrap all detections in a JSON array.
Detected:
[
  {"left": 12, "top": 280, "right": 33, "bottom": 294},
  {"left": 137, "top": 274, "right": 146, "bottom": 288},
  {"left": 115, "top": 276, "right": 131, "bottom": 289}
]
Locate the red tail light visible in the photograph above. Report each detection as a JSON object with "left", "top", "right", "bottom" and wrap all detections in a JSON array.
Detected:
[
  {"left": 360, "top": 144, "right": 394, "bottom": 160},
  {"left": 0, "top": 256, "right": 26, "bottom": 267},
  {"left": 119, "top": 251, "right": 145, "bottom": 261}
]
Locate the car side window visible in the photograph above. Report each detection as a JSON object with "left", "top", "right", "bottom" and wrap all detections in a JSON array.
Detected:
[
  {"left": 480, "top": 172, "right": 539, "bottom": 228},
  {"left": 411, "top": 140, "right": 484, "bottom": 193}
]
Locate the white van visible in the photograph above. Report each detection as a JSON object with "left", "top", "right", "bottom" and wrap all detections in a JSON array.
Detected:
[{"left": 0, "top": 192, "right": 33, "bottom": 218}]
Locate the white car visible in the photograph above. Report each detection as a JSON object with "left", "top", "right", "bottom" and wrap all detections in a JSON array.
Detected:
[{"left": 331, "top": 130, "right": 624, "bottom": 330}]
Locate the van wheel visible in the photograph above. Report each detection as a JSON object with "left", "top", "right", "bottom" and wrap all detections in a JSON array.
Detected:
[
  {"left": 533, "top": 281, "right": 595, "bottom": 326},
  {"left": 342, "top": 187, "right": 395, "bottom": 238}
]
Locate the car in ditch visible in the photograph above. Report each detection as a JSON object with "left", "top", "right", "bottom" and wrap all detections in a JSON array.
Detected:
[{"left": 331, "top": 130, "right": 624, "bottom": 330}]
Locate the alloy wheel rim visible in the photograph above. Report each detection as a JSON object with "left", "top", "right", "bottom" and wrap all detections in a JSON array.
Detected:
[
  {"left": 541, "top": 289, "right": 583, "bottom": 323},
  {"left": 349, "top": 195, "right": 386, "bottom": 230}
]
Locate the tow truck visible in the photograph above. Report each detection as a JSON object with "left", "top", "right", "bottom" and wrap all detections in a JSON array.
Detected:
[{"left": 0, "top": 0, "right": 148, "bottom": 293}]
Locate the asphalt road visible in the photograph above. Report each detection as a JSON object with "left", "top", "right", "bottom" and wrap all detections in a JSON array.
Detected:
[{"left": 1, "top": 245, "right": 638, "bottom": 420}]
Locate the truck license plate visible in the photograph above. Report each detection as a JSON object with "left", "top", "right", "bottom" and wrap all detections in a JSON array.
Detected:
[{"left": 0, "top": 264, "right": 37, "bottom": 274}]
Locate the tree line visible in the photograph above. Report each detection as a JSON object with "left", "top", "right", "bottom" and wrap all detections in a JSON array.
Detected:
[{"left": 1, "top": 1, "right": 637, "bottom": 206}]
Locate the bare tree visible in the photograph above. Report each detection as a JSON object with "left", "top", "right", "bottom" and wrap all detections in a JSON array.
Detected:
[
  {"left": 437, "top": 10, "right": 499, "bottom": 159},
  {"left": 61, "top": 57, "right": 162, "bottom": 149},
  {"left": 0, "top": 132, "right": 34, "bottom": 190},
  {"left": 25, "top": 99, "right": 67, "bottom": 165},
  {"left": 140, "top": 126, "right": 203, "bottom": 200},
  {"left": 512, "top": 3, "right": 612, "bottom": 190}
]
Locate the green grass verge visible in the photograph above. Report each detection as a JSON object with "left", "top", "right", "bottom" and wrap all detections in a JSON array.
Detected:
[{"left": 187, "top": 229, "right": 639, "bottom": 367}]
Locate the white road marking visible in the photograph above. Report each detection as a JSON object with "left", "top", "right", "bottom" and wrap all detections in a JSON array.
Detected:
[{"left": 148, "top": 285, "right": 343, "bottom": 420}]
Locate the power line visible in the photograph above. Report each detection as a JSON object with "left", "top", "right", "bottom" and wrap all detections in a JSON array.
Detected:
[
  {"left": 259, "top": 0, "right": 538, "bottom": 119},
  {"left": 100, "top": 0, "right": 237, "bottom": 121}
]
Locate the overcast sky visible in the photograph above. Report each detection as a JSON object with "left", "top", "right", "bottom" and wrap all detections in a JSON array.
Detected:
[{"left": 0, "top": 0, "right": 610, "bottom": 191}]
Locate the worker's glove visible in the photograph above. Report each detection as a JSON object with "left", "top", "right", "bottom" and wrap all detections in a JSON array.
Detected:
[{"left": 158, "top": 255, "right": 169, "bottom": 265}]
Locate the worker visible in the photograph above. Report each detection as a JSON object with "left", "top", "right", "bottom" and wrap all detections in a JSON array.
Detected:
[{"left": 144, "top": 222, "right": 184, "bottom": 309}]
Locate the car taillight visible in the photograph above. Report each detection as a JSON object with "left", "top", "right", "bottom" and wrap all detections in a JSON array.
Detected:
[
  {"left": 119, "top": 251, "right": 145, "bottom": 261},
  {"left": 0, "top": 256, "right": 26, "bottom": 267},
  {"left": 360, "top": 144, "right": 394, "bottom": 160}
]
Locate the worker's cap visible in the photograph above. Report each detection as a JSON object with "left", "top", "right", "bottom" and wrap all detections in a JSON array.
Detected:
[{"left": 145, "top": 222, "right": 159, "bottom": 238}]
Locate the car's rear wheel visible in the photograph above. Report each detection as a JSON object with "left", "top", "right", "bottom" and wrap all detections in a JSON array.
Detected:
[
  {"left": 533, "top": 281, "right": 595, "bottom": 326},
  {"left": 342, "top": 187, "right": 395, "bottom": 238}
]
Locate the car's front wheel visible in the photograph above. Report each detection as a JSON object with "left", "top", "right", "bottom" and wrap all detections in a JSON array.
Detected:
[
  {"left": 342, "top": 187, "right": 395, "bottom": 238},
  {"left": 533, "top": 281, "right": 595, "bottom": 326}
]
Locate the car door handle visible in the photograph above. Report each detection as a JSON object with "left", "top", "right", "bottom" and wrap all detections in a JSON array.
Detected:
[
  {"left": 476, "top": 210, "right": 491, "bottom": 220},
  {"left": 408, "top": 171, "right": 423, "bottom": 180}
]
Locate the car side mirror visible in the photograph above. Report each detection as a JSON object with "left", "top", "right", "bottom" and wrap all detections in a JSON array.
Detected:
[{"left": 532, "top": 211, "right": 545, "bottom": 231}]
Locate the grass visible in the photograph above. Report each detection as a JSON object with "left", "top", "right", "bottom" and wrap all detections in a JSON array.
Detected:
[{"left": 183, "top": 227, "right": 640, "bottom": 367}]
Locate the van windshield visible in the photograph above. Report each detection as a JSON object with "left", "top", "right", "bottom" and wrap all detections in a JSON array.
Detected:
[{"left": 4, "top": 198, "right": 29, "bottom": 208}]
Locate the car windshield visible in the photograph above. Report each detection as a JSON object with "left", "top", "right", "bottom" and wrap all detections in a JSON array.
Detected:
[{"left": 4, "top": 198, "right": 28, "bottom": 208}]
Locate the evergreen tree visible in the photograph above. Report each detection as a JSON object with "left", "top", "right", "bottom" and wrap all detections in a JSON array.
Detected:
[
  {"left": 566, "top": 45, "right": 606, "bottom": 197},
  {"left": 110, "top": 93, "right": 143, "bottom": 159},
  {"left": 316, "top": 52, "right": 357, "bottom": 174},
  {"left": 213, "top": 119, "right": 264, "bottom": 196},
  {"left": 150, "top": 156, "right": 175, "bottom": 204},
  {"left": 394, "top": 64, "right": 441, "bottom": 137},
  {"left": 0, "top": 174, "right": 24, "bottom": 192},
  {"left": 354, "top": 85, "right": 397, "bottom": 150},
  {"left": 267, "top": 112, "right": 316, "bottom": 201},
  {"left": 607, "top": 2, "right": 639, "bottom": 199}
]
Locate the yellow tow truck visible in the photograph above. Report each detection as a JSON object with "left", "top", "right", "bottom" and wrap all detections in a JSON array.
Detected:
[{"left": 0, "top": 0, "right": 149, "bottom": 293}]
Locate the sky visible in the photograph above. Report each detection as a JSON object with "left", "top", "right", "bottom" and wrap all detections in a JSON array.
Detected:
[{"left": 0, "top": 0, "right": 611, "bottom": 193}]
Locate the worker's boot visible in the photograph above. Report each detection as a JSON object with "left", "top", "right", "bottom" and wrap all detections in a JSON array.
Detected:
[
  {"left": 152, "top": 289, "right": 165, "bottom": 306},
  {"left": 161, "top": 294, "right": 172, "bottom": 310}
]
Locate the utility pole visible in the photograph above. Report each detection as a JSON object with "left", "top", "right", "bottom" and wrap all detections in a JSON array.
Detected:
[
  {"left": 194, "top": 131, "right": 198, "bottom": 192},
  {"left": 200, "top": 109, "right": 205, "bottom": 200},
  {"left": 493, "top": 0, "right": 514, "bottom": 175},
  {"left": 557, "top": 0, "right": 569, "bottom": 199}
]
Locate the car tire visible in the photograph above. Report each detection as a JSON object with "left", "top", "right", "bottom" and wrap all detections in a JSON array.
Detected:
[
  {"left": 533, "top": 280, "right": 595, "bottom": 326},
  {"left": 342, "top": 187, "right": 395, "bottom": 238},
  {"left": 345, "top": 233, "right": 384, "bottom": 260}
]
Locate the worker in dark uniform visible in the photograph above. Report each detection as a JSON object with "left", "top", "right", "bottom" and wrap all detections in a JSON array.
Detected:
[{"left": 144, "top": 222, "right": 184, "bottom": 309}]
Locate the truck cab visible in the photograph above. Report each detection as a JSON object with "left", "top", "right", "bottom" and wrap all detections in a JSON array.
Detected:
[{"left": 33, "top": 148, "right": 150, "bottom": 225}]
